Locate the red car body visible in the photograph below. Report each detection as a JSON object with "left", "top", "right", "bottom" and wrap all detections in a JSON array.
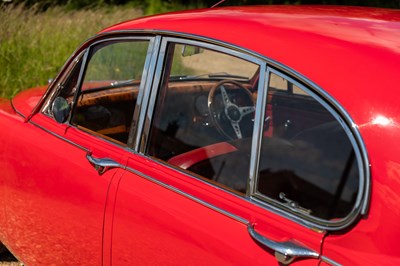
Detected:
[{"left": 1, "top": 5, "right": 400, "bottom": 265}]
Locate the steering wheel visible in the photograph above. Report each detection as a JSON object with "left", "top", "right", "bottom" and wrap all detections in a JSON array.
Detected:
[{"left": 208, "top": 80, "right": 255, "bottom": 140}]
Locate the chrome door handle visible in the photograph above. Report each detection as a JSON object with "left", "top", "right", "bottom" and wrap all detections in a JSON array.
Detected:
[
  {"left": 247, "top": 224, "right": 319, "bottom": 265},
  {"left": 86, "top": 153, "right": 121, "bottom": 174}
]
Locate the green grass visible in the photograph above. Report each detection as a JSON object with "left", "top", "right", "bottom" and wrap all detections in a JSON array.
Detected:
[
  {"left": 85, "top": 41, "right": 150, "bottom": 81},
  {"left": 0, "top": 5, "right": 143, "bottom": 98}
]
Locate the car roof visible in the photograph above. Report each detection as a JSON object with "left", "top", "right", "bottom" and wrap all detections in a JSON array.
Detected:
[{"left": 102, "top": 6, "right": 400, "bottom": 127}]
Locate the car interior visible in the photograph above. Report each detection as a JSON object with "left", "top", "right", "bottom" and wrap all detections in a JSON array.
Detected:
[
  {"left": 53, "top": 41, "right": 360, "bottom": 221},
  {"left": 72, "top": 81, "right": 140, "bottom": 144}
]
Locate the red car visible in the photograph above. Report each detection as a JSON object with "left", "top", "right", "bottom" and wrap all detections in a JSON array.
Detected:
[{"left": 1, "top": 5, "right": 399, "bottom": 265}]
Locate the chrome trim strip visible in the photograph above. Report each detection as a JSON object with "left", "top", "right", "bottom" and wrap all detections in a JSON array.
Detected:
[
  {"left": 29, "top": 116, "right": 324, "bottom": 263},
  {"left": 261, "top": 66, "right": 370, "bottom": 218},
  {"left": 69, "top": 37, "right": 153, "bottom": 125},
  {"left": 139, "top": 36, "right": 265, "bottom": 154},
  {"left": 36, "top": 34, "right": 160, "bottom": 119},
  {"left": 87, "top": 36, "right": 153, "bottom": 45},
  {"left": 35, "top": 29, "right": 369, "bottom": 231},
  {"left": 321, "top": 256, "right": 342, "bottom": 266},
  {"left": 125, "top": 165, "right": 248, "bottom": 225},
  {"left": 138, "top": 38, "right": 168, "bottom": 153},
  {"left": 13, "top": 108, "right": 25, "bottom": 120},
  {"left": 43, "top": 36, "right": 155, "bottom": 150},
  {"left": 42, "top": 52, "right": 86, "bottom": 114},
  {"left": 140, "top": 153, "right": 322, "bottom": 231},
  {"left": 162, "top": 36, "right": 265, "bottom": 65},
  {"left": 29, "top": 121, "right": 89, "bottom": 153},
  {"left": 41, "top": 36, "right": 153, "bottom": 120},
  {"left": 133, "top": 36, "right": 162, "bottom": 151},
  {"left": 135, "top": 33, "right": 369, "bottom": 231},
  {"left": 251, "top": 197, "right": 318, "bottom": 229},
  {"left": 127, "top": 36, "right": 158, "bottom": 148},
  {"left": 29, "top": 51, "right": 85, "bottom": 121},
  {"left": 125, "top": 160, "right": 340, "bottom": 265},
  {"left": 68, "top": 49, "right": 90, "bottom": 124},
  {"left": 251, "top": 67, "right": 367, "bottom": 230},
  {"left": 30, "top": 117, "right": 140, "bottom": 159},
  {"left": 247, "top": 65, "right": 268, "bottom": 196}
]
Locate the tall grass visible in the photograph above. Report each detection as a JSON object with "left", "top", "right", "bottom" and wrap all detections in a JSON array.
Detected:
[
  {"left": 142, "top": 0, "right": 204, "bottom": 15},
  {"left": 0, "top": 5, "right": 142, "bottom": 98}
]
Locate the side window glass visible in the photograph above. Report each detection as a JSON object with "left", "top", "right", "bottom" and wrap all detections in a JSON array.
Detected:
[
  {"left": 43, "top": 55, "right": 83, "bottom": 115},
  {"left": 256, "top": 71, "right": 360, "bottom": 220},
  {"left": 71, "top": 40, "right": 149, "bottom": 144},
  {"left": 146, "top": 42, "right": 260, "bottom": 193}
]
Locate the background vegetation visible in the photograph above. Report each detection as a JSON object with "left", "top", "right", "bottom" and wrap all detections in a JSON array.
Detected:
[
  {"left": 0, "top": 5, "right": 141, "bottom": 98},
  {"left": 0, "top": 0, "right": 399, "bottom": 98},
  {"left": 7, "top": 0, "right": 400, "bottom": 11}
]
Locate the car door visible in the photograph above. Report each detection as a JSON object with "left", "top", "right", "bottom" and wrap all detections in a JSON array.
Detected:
[
  {"left": 2, "top": 112, "right": 124, "bottom": 265},
  {"left": 0, "top": 36, "right": 154, "bottom": 265},
  {"left": 108, "top": 37, "right": 368, "bottom": 265}
]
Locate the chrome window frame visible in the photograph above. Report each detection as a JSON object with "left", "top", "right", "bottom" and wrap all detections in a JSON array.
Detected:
[
  {"left": 139, "top": 36, "right": 266, "bottom": 198},
  {"left": 136, "top": 32, "right": 370, "bottom": 231},
  {"left": 251, "top": 67, "right": 368, "bottom": 229},
  {"left": 139, "top": 36, "right": 266, "bottom": 154},
  {"left": 37, "top": 30, "right": 370, "bottom": 232},
  {"left": 41, "top": 50, "right": 87, "bottom": 114},
  {"left": 42, "top": 35, "right": 157, "bottom": 148}
]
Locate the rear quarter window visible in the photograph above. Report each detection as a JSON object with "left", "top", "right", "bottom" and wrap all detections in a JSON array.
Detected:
[{"left": 255, "top": 70, "right": 361, "bottom": 222}]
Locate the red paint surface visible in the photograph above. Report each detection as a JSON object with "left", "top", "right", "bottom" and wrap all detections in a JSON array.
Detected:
[
  {"left": 110, "top": 155, "right": 323, "bottom": 265},
  {"left": 0, "top": 112, "right": 119, "bottom": 264},
  {"left": 11, "top": 86, "right": 47, "bottom": 117},
  {"left": 103, "top": 6, "right": 400, "bottom": 129},
  {"left": 0, "top": 5, "right": 399, "bottom": 265}
]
